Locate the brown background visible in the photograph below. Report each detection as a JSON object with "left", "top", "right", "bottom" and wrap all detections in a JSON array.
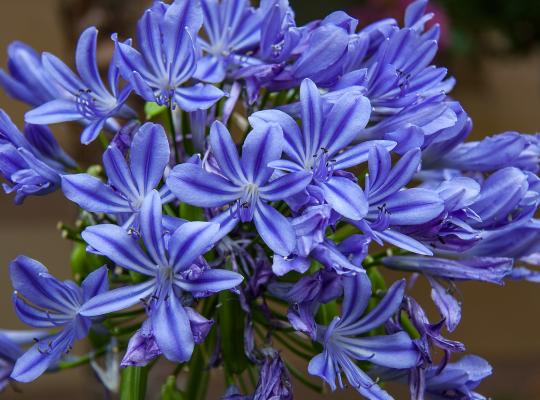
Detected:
[{"left": 1, "top": 0, "right": 540, "bottom": 399}]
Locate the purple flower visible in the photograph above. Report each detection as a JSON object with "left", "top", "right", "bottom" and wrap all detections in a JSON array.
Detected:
[
  {"left": 9, "top": 258, "right": 109, "bottom": 382},
  {"left": 423, "top": 355, "right": 492, "bottom": 399},
  {"left": 0, "top": 111, "right": 75, "bottom": 204},
  {"left": 25, "top": 27, "right": 134, "bottom": 144},
  {"left": 166, "top": 120, "right": 311, "bottom": 256},
  {"left": 251, "top": 78, "right": 390, "bottom": 220},
  {"left": 114, "top": 0, "right": 224, "bottom": 111},
  {"left": 0, "top": 330, "right": 49, "bottom": 390},
  {"left": 197, "top": 0, "right": 264, "bottom": 83},
  {"left": 430, "top": 131, "right": 540, "bottom": 173},
  {"left": 62, "top": 123, "right": 173, "bottom": 228},
  {"left": 384, "top": 255, "right": 512, "bottom": 331},
  {"left": 308, "top": 273, "right": 418, "bottom": 399},
  {"left": 79, "top": 190, "right": 243, "bottom": 363},
  {"left": 0, "top": 42, "right": 65, "bottom": 107},
  {"left": 351, "top": 146, "right": 444, "bottom": 255},
  {"left": 252, "top": 350, "right": 293, "bottom": 400}
]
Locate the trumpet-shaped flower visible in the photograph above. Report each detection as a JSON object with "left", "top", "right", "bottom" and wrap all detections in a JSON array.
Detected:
[
  {"left": 62, "top": 122, "right": 172, "bottom": 228},
  {"left": 167, "top": 120, "right": 311, "bottom": 256},
  {"left": 79, "top": 190, "right": 244, "bottom": 363},
  {"left": 0, "top": 111, "right": 75, "bottom": 203},
  {"left": 9, "top": 258, "right": 109, "bottom": 382},
  {"left": 25, "top": 27, "right": 134, "bottom": 144},
  {"left": 308, "top": 273, "right": 418, "bottom": 399},
  {"left": 114, "top": 0, "right": 224, "bottom": 111},
  {"left": 250, "top": 78, "right": 394, "bottom": 220}
]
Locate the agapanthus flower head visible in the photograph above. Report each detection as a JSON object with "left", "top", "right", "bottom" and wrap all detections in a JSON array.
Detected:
[
  {"left": 0, "top": 0, "right": 538, "bottom": 398},
  {"left": 25, "top": 27, "right": 135, "bottom": 144},
  {"left": 114, "top": 0, "right": 224, "bottom": 111},
  {"left": 9, "top": 257, "right": 109, "bottom": 382},
  {"left": 79, "top": 190, "right": 243, "bottom": 363}
]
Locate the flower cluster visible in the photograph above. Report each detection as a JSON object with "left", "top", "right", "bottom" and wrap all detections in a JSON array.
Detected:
[{"left": 0, "top": 0, "right": 539, "bottom": 399}]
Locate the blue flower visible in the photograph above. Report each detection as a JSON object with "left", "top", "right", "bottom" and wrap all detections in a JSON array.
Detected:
[
  {"left": 114, "top": 0, "right": 224, "bottom": 111},
  {"left": 0, "top": 111, "right": 75, "bottom": 204},
  {"left": 25, "top": 27, "right": 135, "bottom": 144},
  {"left": 429, "top": 131, "right": 540, "bottom": 173},
  {"left": 251, "top": 78, "right": 392, "bottom": 220},
  {"left": 384, "top": 255, "right": 512, "bottom": 332},
  {"left": 9, "top": 258, "right": 109, "bottom": 382},
  {"left": 79, "top": 190, "right": 244, "bottom": 363},
  {"left": 308, "top": 273, "right": 419, "bottom": 399},
  {"left": 0, "top": 330, "right": 49, "bottom": 390},
  {"left": 0, "top": 42, "right": 65, "bottom": 107},
  {"left": 62, "top": 122, "right": 173, "bottom": 228},
  {"left": 167, "top": 120, "right": 311, "bottom": 256},
  {"left": 421, "top": 355, "right": 492, "bottom": 399},
  {"left": 197, "top": 0, "right": 264, "bottom": 83},
  {"left": 349, "top": 146, "right": 444, "bottom": 255},
  {"left": 371, "top": 354, "right": 492, "bottom": 400}
]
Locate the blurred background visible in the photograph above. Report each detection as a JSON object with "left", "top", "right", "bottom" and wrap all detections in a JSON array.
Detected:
[{"left": 0, "top": 0, "right": 539, "bottom": 398}]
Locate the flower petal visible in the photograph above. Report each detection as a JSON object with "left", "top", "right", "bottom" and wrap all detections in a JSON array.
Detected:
[
  {"left": 167, "top": 163, "right": 242, "bottom": 207},
  {"left": 75, "top": 27, "right": 109, "bottom": 98},
  {"left": 321, "top": 94, "right": 371, "bottom": 155},
  {"left": 10, "top": 330, "right": 74, "bottom": 383},
  {"left": 209, "top": 121, "right": 245, "bottom": 184},
  {"left": 260, "top": 171, "right": 311, "bottom": 201},
  {"left": 168, "top": 221, "right": 220, "bottom": 272},
  {"left": 319, "top": 176, "right": 368, "bottom": 220},
  {"left": 25, "top": 100, "right": 81, "bottom": 125},
  {"left": 152, "top": 293, "right": 194, "bottom": 363},
  {"left": 176, "top": 269, "right": 244, "bottom": 294},
  {"left": 174, "top": 83, "right": 224, "bottom": 112},
  {"left": 339, "top": 279, "right": 405, "bottom": 335},
  {"left": 241, "top": 124, "right": 284, "bottom": 185},
  {"left": 61, "top": 174, "right": 131, "bottom": 213},
  {"left": 130, "top": 123, "right": 170, "bottom": 195},
  {"left": 253, "top": 202, "right": 296, "bottom": 256},
  {"left": 139, "top": 190, "right": 167, "bottom": 266},
  {"left": 79, "top": 280, "right": 156, "bottom": 317},
  {"left": 81, "top": 224, "right": 156, "bottom": 275},
  {"left": 102, "top": 146, "right": 138, "bottom": 200}
]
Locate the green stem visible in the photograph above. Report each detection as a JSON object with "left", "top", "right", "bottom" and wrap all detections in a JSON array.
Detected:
[
  {"left": 58, "top": 347, "right": 107, "bottom": 369},
  {"left": 108, "top": 309, "right": 145, "bottom": 319},
  {"left": 167, "top": 107, "right": 180, "bottom": 163},
  {"left": 272, "top": 331, "right": 314, "bottom": 361},
  {"left": 120, "top": 365, "right": 150, "bottom": 400}
]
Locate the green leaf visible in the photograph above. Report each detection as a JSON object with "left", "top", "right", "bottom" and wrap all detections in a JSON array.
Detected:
[
  {"left": 120, "top": 366, "right": 149, "bottom": 400},
  {"left": 70, "top": 242, "right": 107, "bottom": 284},
  {"left": 180, "top": 203, "right": 203, "bottom": 221},
  {"left": 161, "top": 375, "right": 185, "bottom": 400},
  {"left": 145, "top": 102, "right": 167, "bottom": 120},
  {"left": 315, "top": 300, "right": 338, "bottom": 325},
  {"left": 218, "top": 291, "right": 249, "bottom": 375},
  {"left": 185, "top": 347, "right": 211, "bottom": 400}
]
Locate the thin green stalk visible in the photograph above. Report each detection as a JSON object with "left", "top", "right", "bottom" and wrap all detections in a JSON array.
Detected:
[
  {"left": 98, "top": 132, "right": 109, "bottom": 149},
  {"left": 107, "top": 309, "right": 145, "bottom": 319},
  {"left": 58, "top": 347, "right": 107, "bottom": 369},
  {"left": 167, "top": 107, "right": 180, "bottom": 163},
  {"left": 120, "top": 365, "right": 150, "bottom": 400},
  {"left": 272, "top": 331, "right": 314, "bottom": 361}
]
